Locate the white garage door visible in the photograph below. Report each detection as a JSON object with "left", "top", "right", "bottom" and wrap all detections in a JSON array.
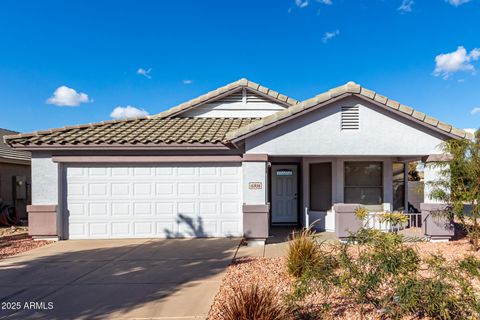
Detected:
[{"left": 64, "top": 163, "right": 242, "bottom": 239}]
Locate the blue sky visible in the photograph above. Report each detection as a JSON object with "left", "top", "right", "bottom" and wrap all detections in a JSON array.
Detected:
[{"left": 0, "top": 0, "right": 479, "bottom": 133}]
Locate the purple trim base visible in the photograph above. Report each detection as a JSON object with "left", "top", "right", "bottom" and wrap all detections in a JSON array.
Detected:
[{"left": 27, "top": 204, "right": 58, "bottom": 237}]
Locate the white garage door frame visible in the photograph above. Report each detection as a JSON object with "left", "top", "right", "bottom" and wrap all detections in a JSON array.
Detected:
[{"left": 59, "top": 162, "right": 243, "bottom": 239}]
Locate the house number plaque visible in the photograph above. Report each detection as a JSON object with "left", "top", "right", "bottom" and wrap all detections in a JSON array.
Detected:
[{"left": 248, "top": 182, "right": 262, "bottom": 190}]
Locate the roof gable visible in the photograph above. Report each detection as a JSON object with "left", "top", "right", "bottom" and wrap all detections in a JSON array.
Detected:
[
  {"left": 226, "top": 82, "right": 472, "bottom": 142},
  {"left": 153, "top": 78, "right": 299, "bottom": 119},
  {"left": 0, "top": 128, "right": 31, "bottom": 162}
]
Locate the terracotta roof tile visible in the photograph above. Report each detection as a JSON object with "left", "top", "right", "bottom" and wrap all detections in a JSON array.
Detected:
[
  {"left": 5, "top": 118, "right": 259, "bottom": 147},
  {"left": 0, "top": 128, "right": 31, "bottom": 161}
]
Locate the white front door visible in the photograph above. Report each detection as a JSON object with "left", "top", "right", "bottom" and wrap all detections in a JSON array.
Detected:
[{"left": 271, "top": 164, "right": 298, "bottom": 224}]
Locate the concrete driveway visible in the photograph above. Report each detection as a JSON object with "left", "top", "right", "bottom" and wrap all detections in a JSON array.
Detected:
[{"left": 0, "top": 238, "right": 241, "bottom": 320}]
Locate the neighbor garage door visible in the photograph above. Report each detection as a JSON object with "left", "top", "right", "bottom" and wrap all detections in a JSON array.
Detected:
[{"left": 64, "top": 163, "right": 242, "bottom": 239}]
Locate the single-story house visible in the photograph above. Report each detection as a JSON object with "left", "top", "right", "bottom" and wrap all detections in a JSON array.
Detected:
[
  {"left": 4, "top": 79, "right": 472, "bottom": 241},
  {"left": 0, "top": 128, "right": 31, "bottom": 222}
]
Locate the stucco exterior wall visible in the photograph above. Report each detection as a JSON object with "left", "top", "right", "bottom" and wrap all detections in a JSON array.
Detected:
[
  {"left": 242, "top": 161, "right": 267, "bottom": 205},
  {"left": 31, "top": 152, "right": 59, "bottom": 204},
  {"left": 245, "top": 96, "right": 446, "bottom": 156}
]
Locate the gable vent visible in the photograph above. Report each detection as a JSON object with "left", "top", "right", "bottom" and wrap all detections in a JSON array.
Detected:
[
  {"left": 219, "top": 91, "right": 243, "bottom": 103},
  {"left": 246, "top": 90, "right": 270, "bottom": 103},
  {"left": 341, "top": 106, "right": 359, "bottom": 130}
]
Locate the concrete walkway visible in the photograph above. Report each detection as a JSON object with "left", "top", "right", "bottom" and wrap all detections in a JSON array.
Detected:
[
  {"left": 0, "top": 238, "right": 240, "bottom": 320},
  {"left": 234, "top": 230, "right": 338, "bottom": 259}
]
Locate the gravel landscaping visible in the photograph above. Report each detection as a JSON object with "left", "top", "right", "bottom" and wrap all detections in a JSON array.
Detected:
[
  {"left": 0, "top": 227, "right": 53, "bottom": 259},
  {"left": 208, "top": 240, "right": 480, "bottom": 320}
]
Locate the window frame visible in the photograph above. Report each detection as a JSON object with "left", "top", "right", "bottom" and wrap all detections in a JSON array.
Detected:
[{"left": 343, "top": 161, "right": 383, "bottom": 205}]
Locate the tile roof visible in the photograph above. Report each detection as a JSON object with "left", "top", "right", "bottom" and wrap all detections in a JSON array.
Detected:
[
  {"left": 0, "top": 128, "right": 31, "bottom": 162},
  {"left": 5, "top": 118, "right": 258, "bottom": 147},
  {"left": 226, "top": 81, "right": 473, "bottom": 141},
  {"left": 5, "top": 80, "right": 471, "bottom": 150},
  {"left": 153, "top": 78, "right": 299, "bottom": 118}
]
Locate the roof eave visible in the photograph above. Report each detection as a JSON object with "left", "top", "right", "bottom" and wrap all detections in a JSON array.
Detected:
[
  {"left": 0, "top": 157, "right": 30, "bottom": 165},
  {"left": 7, "top": 142, "right": 237, "bottom": 151}
]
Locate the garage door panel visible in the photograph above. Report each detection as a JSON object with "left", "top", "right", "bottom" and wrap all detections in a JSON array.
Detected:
[
  {"left": 112, "top": 203, "right": 130, "bottom": 216},
  {"left": 178, "top": 183, "right": 196, "bottom": 196},
  {"left": 65, "top": 163, "right": 242, "bottom": 239}
]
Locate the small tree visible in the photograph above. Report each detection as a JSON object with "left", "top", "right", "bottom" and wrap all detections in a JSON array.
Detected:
[{"left": 429, "top": 129, "right": 480, "bottom": 250}]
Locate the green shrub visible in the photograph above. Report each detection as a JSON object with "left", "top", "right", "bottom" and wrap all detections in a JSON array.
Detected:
[
  {"left": 348, "top": 227, "right": 405, "bottom": 245},
  {"left": 379, "top": 211, "right": 409, "bottom": 231},
  {"left": 338, "top": 231, "right": 419, "bottom": 311},
  {"left": 288, "top": 227, "right": 480, "bottom": 319},
  {"left": 388, "top": 254, "right": 480, "bottom": 319},
  {"left": 219, "top": 284, "right": 289, "bottom": 320},
  {"left": 354, "top": 207, "right": 369, "bottom": 220},
  {"left": 458, "top": 255, "right": 480, "bottom": 279},
  {"left": 286, "top": 228, "right": 320, "bottom": 278}
]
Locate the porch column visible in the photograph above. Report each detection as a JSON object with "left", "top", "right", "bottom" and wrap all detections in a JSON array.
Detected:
[
  {"left": 29, "top": 153, "right": 60, "bottom": 240},
  {"left": 242, "top": 154, "right": 269, "bottom": 245},
  {"left": 421, "top": 154, "right": 454, "bottom": 241}
]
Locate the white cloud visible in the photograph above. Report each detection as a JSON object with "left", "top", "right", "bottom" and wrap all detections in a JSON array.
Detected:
[
  {"left": 464, "top": 128, "right": 477, "bottom": 140},
  {"left": 322, "top": 29, "right": 340, "bottom": 43},
  {"left": 295, "top": 0, "right": 309, "bottom": 8},
  {"left": 110, "top": 105, "right": 149, "bottom": 120},
  {"left": 446, "top": 0, "right": 472, "bottom": 6},
  {"left": 471, "top": 107, "right": 480, "bottom": 115},
  {"left": 434, "top": 46, "right": 480, "bottom": 79},
  {"left": 46, "top": 86, "right": 91, "bottom": 107},
  {"left": 183, "top": 79, "right": 193, "bottom": 85},
  {"left": 136, "top": 67, "right": 152, "bottom": 79},
  {"left": 398, "top": 0, "right": 414, "bottom": 13},
  {"left": 317, "top": 0, "right": 332, "bottom": 4}
]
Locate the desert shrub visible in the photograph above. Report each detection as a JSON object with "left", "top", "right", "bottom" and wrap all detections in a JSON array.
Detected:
[
  {"left": 354, "top": 206, "right": 369, "bottom": 220},
  {"left": 458, "top": 255, "right": 480, "bottom": 279},
  {"left": 379, "top": 211, "right": 409, "bottom": 232},
  {"left": 219, "top": 283, "right": 289, "bottom": 320},
  {"left": 286, "top": 228, "right": 320, "bottom": 278},
  {"left": 348, "top": 227, "right": 405, "bottom": 245},
  {"left": 287, "top": 248, "right": 338, "bottom": 319},
  {"left": 338, "top": 231, "right": 419, "bottom": 312},
  {"left": 387, "top": 254, "right": 480, "bottom": 319},
  {"left": 288, "top": 227, "right": 480, "bottom": 319}
]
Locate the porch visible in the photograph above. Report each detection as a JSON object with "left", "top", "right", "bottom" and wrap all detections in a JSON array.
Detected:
[
  {"left": 242, "top": 154, "right": 448, "bottom": 244},
  {"left": 268, "top": 156, "right": 424, "bottom": 231}
]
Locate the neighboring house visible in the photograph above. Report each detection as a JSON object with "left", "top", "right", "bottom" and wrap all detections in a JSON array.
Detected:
[
  {"left": 5, "top": 79, "right": 472, "bottom": 241},
  {"left": 0, "top": 128, "right": 31, "bottom": 221}
]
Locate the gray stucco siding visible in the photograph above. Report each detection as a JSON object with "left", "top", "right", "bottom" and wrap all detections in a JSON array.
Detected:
[{"left": 244, "top": 96, "right": 446, "bottom": 156}]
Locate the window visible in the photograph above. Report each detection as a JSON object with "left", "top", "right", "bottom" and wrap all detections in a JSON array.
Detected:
[
  {"left": 309, "top": 163, "right": 332, "bottom": 211},
  {"left": 392, "top": 162, "right": 406, "bottom": 211},
  {"left": 276, "top": 169, "right": 293, "bottom": 176},
  {"left": 344, "top": 162, "right": 383, "bottom": 205}
]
